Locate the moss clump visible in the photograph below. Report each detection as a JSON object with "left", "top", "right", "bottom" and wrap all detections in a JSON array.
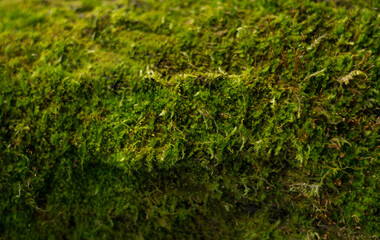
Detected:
[{"left": 0, "top": 0, "right": 379, "bottom": 239}]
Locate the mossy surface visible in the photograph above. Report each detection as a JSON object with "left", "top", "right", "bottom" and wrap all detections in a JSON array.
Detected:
[{"left": 0, "top": 0, "right": 379, "bottom": 239}]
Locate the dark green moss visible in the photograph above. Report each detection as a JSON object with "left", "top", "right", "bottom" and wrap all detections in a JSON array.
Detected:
[{"left": 0, "top": 0, "right": 379, "bottom": 239}]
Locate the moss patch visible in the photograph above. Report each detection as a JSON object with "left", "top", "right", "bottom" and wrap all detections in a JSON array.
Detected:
[{"left": 0, "top": 0, "right": 379, "bottom": 239}]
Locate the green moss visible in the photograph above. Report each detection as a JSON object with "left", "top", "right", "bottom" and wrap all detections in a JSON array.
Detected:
[{"left": 0, "top": 0, "right": 379, "bottom": 239}]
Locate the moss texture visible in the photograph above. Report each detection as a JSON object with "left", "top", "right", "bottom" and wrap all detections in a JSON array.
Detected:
[{"left": 0, "top": 0, "right": 379, "bottom": 239}]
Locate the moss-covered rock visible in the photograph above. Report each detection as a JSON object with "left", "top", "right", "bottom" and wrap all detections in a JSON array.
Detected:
[{"left": 0, "top": 0, "right": 379, "bottom": 239}]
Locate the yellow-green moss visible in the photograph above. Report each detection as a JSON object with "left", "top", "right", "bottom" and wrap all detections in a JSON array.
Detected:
[{"left": 0, "top": 0, "right": 379, "bottom": 239}]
